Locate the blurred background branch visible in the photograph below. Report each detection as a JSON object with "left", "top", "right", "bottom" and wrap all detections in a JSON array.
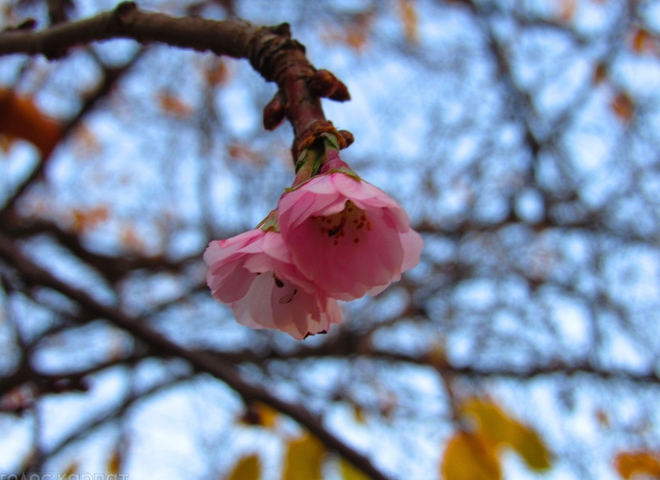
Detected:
[{"left": 1, "top": 0, "right": 659, "bottom": 479}]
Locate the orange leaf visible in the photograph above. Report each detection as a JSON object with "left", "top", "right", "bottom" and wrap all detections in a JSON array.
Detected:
[
  {"left": 227, "top": 143, "right": 263, "bottom": 164},
  {"left": 441, "top": 431, "right": 501, "bottom": 480},
  {"left": 72, "top": 207, "right": 109, "bottom": 234},
  {"left": 615, "top": 451, "right": 660, "bottom": 479},
  {"left": 559, "top": 0, "right": 576, "bottom": 21},
  {"left": 631, "top": 28, "right": 654, "bottom": 53},
  {"left": 204, "top": 58, "right": 231, "bottom": 86},
  {"left": 71, "top": 124, "right": 101, "bottom": 158},
  {"left": 398, "top": 0, "right": 419, "bottom": 45},
  {"left": 121, "top": 226, "right": 144, "bottom": 252},
  {"left": 0, "top": 88, "right": 61, "bottom": 157},
  {"left": 460, "top": 398, "right": 551, "bottom": 471},
  {"left": 158, "top": 92, "right": 192, "bottom": 117},
  {"left": 611, "top": 92, "right": 635, "bottom": 122},
  {"left": 343, "top": 14, "right": 373, "bottom": 52}
]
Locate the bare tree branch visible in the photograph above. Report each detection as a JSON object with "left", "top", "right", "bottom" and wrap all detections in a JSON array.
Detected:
[
  {"left": 0, "top": 232, "right": 391, "bottom": 480},
  {"left": 0, "top": 1, "right": 351, "bottom": 157}
]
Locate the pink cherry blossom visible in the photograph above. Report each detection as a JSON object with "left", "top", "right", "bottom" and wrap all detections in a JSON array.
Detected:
[
  {"left": 204, "top": 228, "right": 341, "bottom": 340},
  {"left": 277, "top": 168, "right": 424, "bottom": 301}
]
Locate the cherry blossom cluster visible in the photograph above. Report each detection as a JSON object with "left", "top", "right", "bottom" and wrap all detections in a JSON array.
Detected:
[{"left": 204, "top": 138, "right": 423, "bottom": 339}]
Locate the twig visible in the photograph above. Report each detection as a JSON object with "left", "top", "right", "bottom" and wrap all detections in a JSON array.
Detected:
[
  {"left": 0, "top": 232, "right": 391, "bottom": 480},
  {"left": 0, "top": 1, "right": 351, "bottom": 158}
]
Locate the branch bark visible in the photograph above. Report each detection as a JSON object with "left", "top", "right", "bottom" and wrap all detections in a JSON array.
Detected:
[{"left": 0, "top": 1, "right": 350, "bottom": 158}]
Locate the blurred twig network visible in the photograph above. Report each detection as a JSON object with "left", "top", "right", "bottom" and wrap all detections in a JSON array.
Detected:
[{"left": 1, "top": 0, "right": 660, "bottom": 479}]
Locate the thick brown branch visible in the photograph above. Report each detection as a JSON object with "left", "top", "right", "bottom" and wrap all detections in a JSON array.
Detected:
[
  {"left": 0, "top": 2, "right": 350, "bottom": 158},
  {"left": 0, "top": 232, "right": 390, "bottom": 480},
  {"left": 0, "top": 2, "right": 254, "bottom": 60}
]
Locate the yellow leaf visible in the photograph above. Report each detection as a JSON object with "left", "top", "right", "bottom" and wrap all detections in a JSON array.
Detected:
[
  {"left": 226, "top": 454, "right": 260, "bottom": 480},
  {"left": 107, "top": 445, "right": 121, "bottom": 474},
  {"left": 398, "top": 0, "right": 418, "bottom": 45},
  {"left": 340, "top": 458, "right": 370, "bottom": 480},
  {"left": 0, "top": 88, "right": 61, "bottom": 157},
  {"left": 239, "top": 402, "right": 279, "bottom": 428},
  {"left": 61, "top": 461, "right": 79, "bottom": 479},
  {"left": 352, "top": 403, "right": 366, "bottom": 424},
  {"left": 426, "top": 342, "right": 448, "bottom": 369},
  {"left": 460, "top": 398, "right": 551, "bottom": 471},
  {"left": 283, "top": 434, "right": 326, "bottom": 480},
  {"left": 441, "top": 431, "right": 501, "bottom": 480},
  {"left": 615, "top": 451, "right": 660, "bottom": 479}
]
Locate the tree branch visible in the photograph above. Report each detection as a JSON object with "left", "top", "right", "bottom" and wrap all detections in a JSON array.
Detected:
[
  {"left": 0, "top": 232, "right": 391, "bottom": 480},
  {"left": 0, "top": 2, "right": 253, "bottom": 60},
  {"left": 0, "top": 1, "right": 351, "bottom": 158}
]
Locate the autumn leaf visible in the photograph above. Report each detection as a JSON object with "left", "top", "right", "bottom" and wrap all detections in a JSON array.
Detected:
[
  {"left": 0, "top": 135, "right": 12, "bottom": 153},
  {"left": 460, "top": 398, "right": 551, "bottom": 471},
  {"left": 559, "top": 0, "right": 576, "bottom": 21},
  {"left": 398, "top": 0, "right": 419, "bottom": 45},
  {"left": 611, "top": 91, "right": 635, "bottom": 122},
  {"left": 226, "top": 454, "right": 260, "bottom": 480},
  {"left": 321, "top": 14, "right": 373, "bottom": 52},
  {"left": 227, "top": 143, "right": 263, "bottom": 164},
  {"left": 61, "top": 462, "right": 79, "bottom": 479},
  {"left": 72, "top": 206, "right": 109, "bottom": 234},
  {"left": 239, "top": 402, "right": 279, "bottom": 428},
  {"left": 441, "top": 431, "right": 501, "bottom": 480},
  {"left": 283, "top": 433, "right": 326, "bottom": 480},
  {"left": 352, "top": 402, "right": 366, "bottom": 424},
  {"left": 593, "top": 63, "right": 608, "bottom": 84},
  {"left": 107, "top": 445, "right": 122, "bottom": 474},
  {"left": 615, "top": 451, "right": 660, "bottom": 479},
  {"left": 121, "top": 225, "right": 145, "bottom": 252},
  {"left": 158, "top": 91, "right": 193, "bottom": 117},
  {"left": 71, "top": 124, "right": 101, "bottom": 158},
  {"left": 631, "top": 28, "right": 655, "bottom": 54},
  {"left": 0, "top": 88, "right": 61, "bottom": 157},
  {"left": 596, "top": 409, "right": 610, "bottom": 428},
  {"left": 204, "top": 58, "right": 231, "bottom": 86},
  {"left": 340, "top": 458, "right": 370, "bottom": 480}
]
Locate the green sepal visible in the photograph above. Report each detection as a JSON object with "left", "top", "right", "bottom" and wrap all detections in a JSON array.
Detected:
[
  {"left": 323, "top": 166, "right": 361, "bottom": 181},
  {"left": 256, "top": 209, "right": 280, "bottom": 232},
  {"left": 320, "top": 132, "right": 341, "bottom": 150}
]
